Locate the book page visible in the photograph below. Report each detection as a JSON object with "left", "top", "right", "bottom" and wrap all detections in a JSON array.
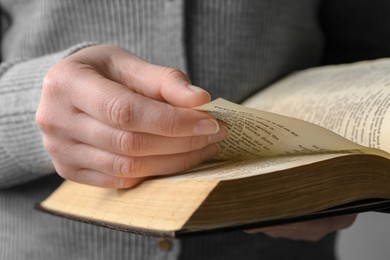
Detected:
[
  {"left": 167, "top": 153, "right": 351, "bottom": 181},
  {"left": 196, "top": 99, "right": 365, "bottom": 160},
  {"left": 243, "top": 59, "right": 390, "bottom": 153}
]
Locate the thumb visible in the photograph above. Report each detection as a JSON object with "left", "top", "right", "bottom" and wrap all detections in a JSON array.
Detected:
[
  {"left": 92, "top": 45, "right": 211, "bottom": 108},
  {"left": 152, "top": 67, "right": 211, "bottom": 108},
  {"left": 139, "top": 67, "right": 211, "bottom": 108}
]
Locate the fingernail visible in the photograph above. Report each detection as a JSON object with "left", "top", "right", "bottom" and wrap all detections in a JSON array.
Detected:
[
  {"left": 208, "top": 125, "right": 229, "bottom": 143},
  {"left": 194, "top": 119, "right": 219, "bottom": 135},
  {"left": 188, "top": 85, "right": 211, "bottom": 98},
  {"left": 201, "top": 144, "right": 220, "bottom": 160}
]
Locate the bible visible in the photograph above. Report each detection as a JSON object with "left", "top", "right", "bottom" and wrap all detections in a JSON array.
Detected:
[{"left": 38, "top": 59, "right": 390, "bottom": 237}]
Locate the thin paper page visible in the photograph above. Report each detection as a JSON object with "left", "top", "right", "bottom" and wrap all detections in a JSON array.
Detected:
[
  {"left": 167, "top": 153, "right": 349, "bottom": 181},
  {"left": 244, "top": 59, "right": 390, "bottom": 152},
  {"left": 196, "top": 98, "right": 363, "bottom": 160}
]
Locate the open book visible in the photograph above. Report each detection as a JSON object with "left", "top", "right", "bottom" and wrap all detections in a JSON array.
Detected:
[{"left": 38, "top": 59, "right": 390, "bottom": 237}]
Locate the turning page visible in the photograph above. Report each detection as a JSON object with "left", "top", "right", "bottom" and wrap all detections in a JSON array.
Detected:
[{"left": 243, "top": 59, "right": 390, "bottom": 152}]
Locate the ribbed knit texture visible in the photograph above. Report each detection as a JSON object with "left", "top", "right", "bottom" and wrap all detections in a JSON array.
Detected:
[
  {"left": 0, "top": 43, "right": 96, "bottom": 187},
  {"left": 180, "top": 231, "right": 336, "bottom": 260},
  {"left": 186, "top": 0, "right": 323, "bottom": 102},
  {"left": 1, "top": 0, "right": 389, "bottom": 259}
]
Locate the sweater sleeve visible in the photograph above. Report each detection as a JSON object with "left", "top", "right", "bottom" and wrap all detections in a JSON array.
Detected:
[{"left": 0, "top": 43, "right": 96, "bottom": 188}]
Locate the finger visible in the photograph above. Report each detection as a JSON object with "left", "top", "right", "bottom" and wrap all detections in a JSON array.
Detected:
[
  {"left": 67, "top": 69, "right": 219, "bottom": 136},
  {"left": 245, "top": 225, "right": 325, "bottom": 241},
  {"left": 54, "top": 142, "right": 220, "bottom": 179},
  {"left": 72, "top": 45, "right": 211, "bottom": 108},
  {"left": 328, "top": 214, "right": 357, "bottom": 230},
  {"left": 68, "top": 113, "right": 228, "bottom": 156},
  {"left": 281, "top": 214, "right": 357, "bottom": 234},
  {"left": 54, "top": 161, "right": 145, "bottom": 189},
  {"left": 127, "top": 66, "right": 211, "bottom": 108},
  {"left": 245, "top": 214, "right": 358, "bottom": 241}
]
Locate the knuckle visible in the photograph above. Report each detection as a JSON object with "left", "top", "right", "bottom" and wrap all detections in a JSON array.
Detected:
[
  {"left": 112, "top": 176, "right": 143, "bottom": 189},
  {"left": 113, "top": 177, "right": 128, "bottom": 189},
  {"left": 182, "top": 136, "right": 200, "bottom": 152},
  {"left": 159, "top": 107, "right": 181, "bottom": 136},
  {"left": 43, "top": 62, "right": 71, "bottom": 96},
  {"left": 112, "top": 156, "right": 129, "bottom": 177},
  {"left": 127, "top": 132, "right": 143, "bottom": 155},
  {"left": 37, "top": 69, "right": 68, "bottom": 133},
  {"left": 42, "top": 66, "right": 60, "bottom": 91},
  {"left": 127, "top": 157, "right": 143, "bottom": 177},
  {"left": 56, "top": 166, "right": 74, "bottom": 180},
  {"left": 35, "top": 109, "right": 55, "bottom": 132},
  {"left": 42, "top": 137, "right": 61, "bottom": 156},
  {"left": 112, "top": 156, "right": 142, "bottom": 178},
  {"left": 113, "top": 131, "right": 142, "bottom": 155},
  {"left": 52, "top": 160, "right": 74, "bottom": 180},
  {"left": 161, "top": 68, "right": 186, "bottom": 81},
  {"left": 104, "top": 98, "right": 133, "bottom": 128},
  {"left": 159, "top": 67, "right": 189, "bottom": 93}
]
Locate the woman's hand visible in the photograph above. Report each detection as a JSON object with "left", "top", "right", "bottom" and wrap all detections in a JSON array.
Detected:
[
  {"left": 245, "top": 214, "right": 357, "bottom": 241},
  {"left": 36, "top": 45, "right": 228, "bottom": 188}
]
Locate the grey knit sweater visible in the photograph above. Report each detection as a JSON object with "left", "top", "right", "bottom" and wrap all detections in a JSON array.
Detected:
[{"left": 1, "top": 0, "right": 389, "bottom": 259}]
